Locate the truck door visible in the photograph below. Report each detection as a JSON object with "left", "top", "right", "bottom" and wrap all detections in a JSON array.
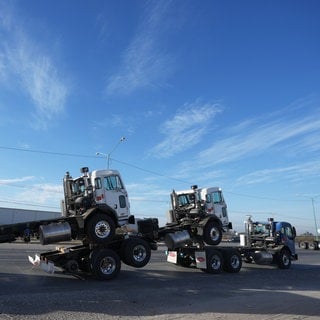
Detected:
[
  {"left": 95, "top": 174, "right": 130, "bottom": 223},
  {"left": 278, "top": 222, "right": 296, "bottom": 255},
  {"left": 206, "top": 190, "right": 229, "bottom": 228}
]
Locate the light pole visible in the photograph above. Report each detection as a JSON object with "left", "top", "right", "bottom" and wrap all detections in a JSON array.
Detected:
[
  {"left": 297, "top": 194, "right": 319, "bottom": 241},
  {"left": 96, "top": 136, "right": 126, "bottom": 169},
  {"left": 311, "top": 197, "right": 319, "bottom": 241}
]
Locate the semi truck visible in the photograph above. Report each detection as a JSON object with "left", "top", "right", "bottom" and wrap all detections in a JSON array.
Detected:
[
  {"left": 0, "top": 167, "right": 298, "bottom": 280},
  {"left": 0, "top": 167, "right": 159, "bottom": 280},
  {"left": 298, "top": 237, "right": 320, "bottom": 250},
  {"left": 165, "top": 185, "right": 232, "bottom": 246},
  {"left": 164, "top": 216, "right": 298, "bottom": 273}
]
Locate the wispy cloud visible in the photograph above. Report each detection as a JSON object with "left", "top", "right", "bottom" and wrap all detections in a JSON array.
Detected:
[
  {"left": 0, "top": 176, "right": 35, "bottom": 185},
  {"left": 106, "top": 1, "right": 176, "bottom": 95},
  {"left": 197, "top": 101, "right": 320, "bottom": 167},
  {"left": 171, "top": 97, "right": 320, "bottom": 186},
  {"left": 149, "top": 101, "right": 222, "bottom": 158},
  {"left": 17, "top": 183, "right": 63, "bottom": 205},
  {"left": 0, "top": 3, "right": 68, "bottom": 129},
  {"left": 236, "top": 161, "right": 320, "bottom": 185}
]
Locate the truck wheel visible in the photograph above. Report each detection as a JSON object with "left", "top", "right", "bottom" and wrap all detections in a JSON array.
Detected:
[
  {"left": 308, "top": 241, "right": 319, "bottom": 250},
  {"left": 276, "top": 249, "right": 291, "bottom": 269},
  {"left": 65, "top": 260, "right": 79, "bottom": 273},
  {"left": 203, "top": 221, "right": 222, "bottom": 246},
  {"left": 201, "top": 249, "right": 224, "bottom": 274},
  {"left": 299, "top": 241, "right": 308, "bottom": 249},
  {"left": 178, "top": 256, "right": 193, "bottom": 267},
  {"left": 223, "top": 249, "right": 242, "bottom": 273},
  {"left": 85, "top": 213, "right": 115, "bottom": 244},
  {"left": 90, "top": 249, "right": 121, "bottom": 280},
  {"left": 121, "top": 238, "right": 151, "bottom": 268}
]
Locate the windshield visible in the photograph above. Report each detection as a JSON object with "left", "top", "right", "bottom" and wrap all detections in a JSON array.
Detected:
[
  {"left": 178, "top": 193, "right": 195, "bottom": 206},
  {"left": 71, "top": 178, "right": 85, "bottom": 195}
]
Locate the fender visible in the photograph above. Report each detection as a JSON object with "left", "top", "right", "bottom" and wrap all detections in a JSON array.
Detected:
[
  {"left": 197, "top": 215, "right": 223, "bottom": 228},
  {"left": 196, "top": 215, "right": 223, "bottom": 236},
  {"left": 78, "top": 205, "right": 118, "bottom": 229}
]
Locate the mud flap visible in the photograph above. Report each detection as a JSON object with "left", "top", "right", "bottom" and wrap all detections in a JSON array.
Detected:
[
  {"left": 166, "top": 251, "right": 178, "bottom": 264},
  {"left": 195, "top": 251, "right": 206, "bottom": 269}
]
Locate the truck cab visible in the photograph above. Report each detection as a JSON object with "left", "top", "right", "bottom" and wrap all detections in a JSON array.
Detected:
[
  {"left": 91, "top": 169, "right": 130, "bottom": 225},
  {"left": 242, "top": 217, "right": 298, "bottom": 268},
  {"left": 170, "top": 186, "right": 232, "bottom": 231},
  {"left": 200, "top": 187, "right": 232, "bottom": 230},
  {"left": 63, "top": 167, "right": 131, "bottom": 226},
  {"left": 274, "top": 221, "right": 297, "bottom": 257}
]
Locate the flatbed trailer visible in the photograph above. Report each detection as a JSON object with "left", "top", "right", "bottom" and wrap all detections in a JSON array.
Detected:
[
  {"left": 29, "top": 234, "right": 157, "bottom": 280},
  {"left": 0, "top": 215, "right": 159, "bottom": 280}
]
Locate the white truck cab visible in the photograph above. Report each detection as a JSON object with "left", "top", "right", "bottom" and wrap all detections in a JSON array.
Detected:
[
  {"left": 63, "top": 167, "right": 131, "bottom": 226},
  {"left": 200, "top": 187, "right": 230, "bottom": 230},
  {"left": 90, "top": 169, "right": 130, "bottom": 225},
  {"left": 172, "top": 186, "right": 232, "bottom": 231}
]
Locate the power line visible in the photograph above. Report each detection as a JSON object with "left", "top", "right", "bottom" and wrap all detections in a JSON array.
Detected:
[
  {"left": 0, "top": 145, "right": 318, "bottom": 204},
  {"left": 0, "top": 145, "right": 96, "bottom": 159}
]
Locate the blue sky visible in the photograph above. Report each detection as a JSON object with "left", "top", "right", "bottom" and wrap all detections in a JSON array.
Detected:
[{"left": 0, "top": 0, "right": 320, "bottom": 233}]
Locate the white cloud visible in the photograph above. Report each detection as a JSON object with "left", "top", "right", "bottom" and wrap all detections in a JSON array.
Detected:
[
  {"left": 106, "top": 1, "right": 175, "bottom": 95},
  {"left": 236, "top": 161, "right": 320, "bottom": 186},
  {"left": 149, "top": 101, "right": 222, "bottom": 158},
  {"left": 0, "top": 176, "right": 35, "bottom": 185},
  {"left": 197, "top": 105, "right": 320, "bottom": 167},
  {"left": 0, "top": 4, "right": 68, "bottom": 130},
  {"left": 170, "top": 97, "right": 320, "bottom": 186},
  {"left": 18, "top": 183, "right": 63, "bottom": 205}
]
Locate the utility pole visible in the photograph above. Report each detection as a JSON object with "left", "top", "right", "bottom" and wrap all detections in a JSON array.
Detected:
[
  {"left": 297, "top": 194, "right": 319, "bottom": 241},
  {"left": 311, "top": 197, "right": 319, "bottom": 241}
]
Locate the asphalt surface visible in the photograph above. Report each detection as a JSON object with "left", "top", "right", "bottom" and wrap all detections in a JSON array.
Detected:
[{"left": 0, "top": 241, "right": 319, "bottom": 320}]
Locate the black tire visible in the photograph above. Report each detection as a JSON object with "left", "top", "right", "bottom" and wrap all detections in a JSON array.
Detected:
[
  {"left": 90, "top": 249, "right": 121, "bottom": 280},
  {"left": 276, "top": 249, "right": 291, "bottom": 269},
  {"left": 121, "top": 238, "right": 151, "bottom": 268},
  {"left": 309, "top": 241, "right": 319, "bottom": 250},
  {"left": 64, "top": 260, "right": 79, "bottom": 273},
  {"left": 178, "top": 256, "right": 193, "bottom": 267},
  {"left": 223, "top": 249, "right": 242, "bottom": 273},
  {"left": 201, "top": 249, "right": 224, "bottom": 274},
  {"left": 299, "top": 241, "right": 308, "bottom": 249},
  {"left": 203, "top": 220, "right": 223, "bottom": 246},
  {"left": 85, "top": 213, "right": 115, "bottom": 244}
]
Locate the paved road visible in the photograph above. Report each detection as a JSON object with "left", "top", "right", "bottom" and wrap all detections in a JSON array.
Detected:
[{"left": 0, "top": 242, "right": 319, "bottom": 320}]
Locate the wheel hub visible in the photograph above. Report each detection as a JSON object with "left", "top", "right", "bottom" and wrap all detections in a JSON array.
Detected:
[{"left": 95, "top": 220, "right": 111, "bottom": 239}]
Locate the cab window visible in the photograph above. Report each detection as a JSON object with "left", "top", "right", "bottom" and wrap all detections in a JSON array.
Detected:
[
  {"left": 95, "top": 178, "right": 102, "bottom": 189},
  {"left": 282, "top": 226, "right": 295, "bottom": 239},
  {"left": 104, "top": 175, "right": 123, "bottom": 190},
  {"left": 212, "top": 191, "right": 222, "bottom": 204}
]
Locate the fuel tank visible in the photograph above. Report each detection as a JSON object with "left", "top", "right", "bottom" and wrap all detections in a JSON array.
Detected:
[
  {"left": 252, "top": 251, "right": 274, "bottom": 265},
  {"left": 164, "top": 230, "right": 191, "bottom": 250},
  {"left": 39, "top": 222, "right": 71, "bottom": 245}
]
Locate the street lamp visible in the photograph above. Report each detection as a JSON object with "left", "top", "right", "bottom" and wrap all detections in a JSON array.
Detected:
[
  {"left": 96, "top": 136, "right": 126, "bottom": 169},
  {"left": 297, "top": 194, "right": 320, "bottom": 241},
  {"left": 311, "top": 197, "right": 319, "bottom": 241}
]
